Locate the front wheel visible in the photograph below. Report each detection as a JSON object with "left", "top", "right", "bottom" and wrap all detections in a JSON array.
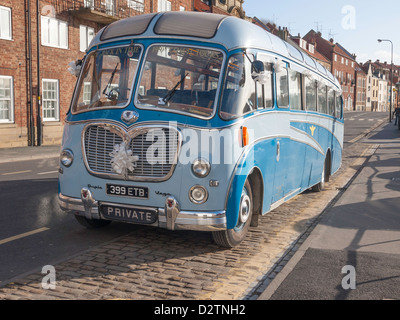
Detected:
[{"left": 212, "top": 179, "right": 253, "bottom": 248}]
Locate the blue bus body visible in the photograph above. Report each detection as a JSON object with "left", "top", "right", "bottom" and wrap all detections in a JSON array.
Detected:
[{"left": 58, "top": 12, "right": 343, "bottom": 247}]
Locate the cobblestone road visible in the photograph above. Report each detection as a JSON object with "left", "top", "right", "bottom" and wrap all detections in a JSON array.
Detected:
[{"left": 0, "top": 121, "right": 385, "bottom": 300}]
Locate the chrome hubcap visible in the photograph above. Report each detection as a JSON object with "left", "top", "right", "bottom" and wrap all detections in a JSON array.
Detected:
[{"left": 239, "top": 192, "right": 251, "bottom": 224}]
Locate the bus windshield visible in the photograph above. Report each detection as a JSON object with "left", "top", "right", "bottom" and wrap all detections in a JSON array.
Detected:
[
  {"left": 135, "top": 45, "right": 224, "bottom": 118},
  {"left": 72, "top": 45, "right": 142, "bottom": 113}
]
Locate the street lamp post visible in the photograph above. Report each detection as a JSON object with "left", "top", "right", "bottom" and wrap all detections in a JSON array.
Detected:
[{"left": 378, "top": 39, "right": 393, "bottom": 122}]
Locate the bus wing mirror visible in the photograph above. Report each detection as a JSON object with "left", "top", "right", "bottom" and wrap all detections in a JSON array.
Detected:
[
  {"left": 251, "top": 60, "right": 272, "bottom": 84},
  {"left": 252, "top": 60, "right": 264, "bottom": 73}
]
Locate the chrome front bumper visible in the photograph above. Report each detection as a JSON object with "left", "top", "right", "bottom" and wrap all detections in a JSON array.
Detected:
[{"left": 58, "top": 192, "right": 227, "bottom": 232}]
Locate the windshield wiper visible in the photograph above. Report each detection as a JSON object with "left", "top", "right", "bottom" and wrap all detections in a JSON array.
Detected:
[
  {"left": 103, "top": 63, "right": 119, "bottom": 99},
  {"left": 159, "top": 72, "right": 189, "bottom": 105}
]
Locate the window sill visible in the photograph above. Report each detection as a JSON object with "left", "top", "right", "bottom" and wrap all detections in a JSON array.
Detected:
[
  {"left": 43, "top": 120, "right": 61, "bottom": 126},
  {"left": 0, "top": 122, "right": 16, "bottom": 127},
  {"left": 41, "top": 43, "right": 69, "bottom": 50}
]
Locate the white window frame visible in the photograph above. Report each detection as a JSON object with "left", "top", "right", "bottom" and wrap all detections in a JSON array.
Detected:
[
  {"left": 128, "top": 0, "right": 145, "bottom": 12},
  {"left": 0, "top": 6, "right": 12, "bottom": 40},
  {"left": 158, "top": 0, "right": 172, "bottom": 12},
  {"left": 41, "top": 16, "right": 68, "bottom": 49},
  {"left": 0, "top": 75, "right": 14, "bottom": 123},
  {"left": 42, "top": 79, "right": 60, "bottom": 121},
  {"left": 80, "top": 25, "right": 95, "bottom": 52}
]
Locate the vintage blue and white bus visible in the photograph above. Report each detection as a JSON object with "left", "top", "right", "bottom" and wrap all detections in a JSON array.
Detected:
[{"left": 58, "top": 12, "right": 343, "bottom": 247}]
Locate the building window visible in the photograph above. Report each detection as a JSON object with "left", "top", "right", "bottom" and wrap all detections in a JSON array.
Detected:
[
  {"left": 80, "top": 25, "right": 95, "bottom": 52},
  {"left": 180, "top": 6, "right": 185, "bottom": 11},
  {"left": 127, "top": 0, "right": 145, "bottom": 12},
  {"left": 158, "top": 0, "right": 171, "bottom": 12},
  {"left": 84, "top": 0, "right": 94, "bottom": 8},
  {"left": 41, "top": 16, "right": 68, "bottom": 49},
  {"left": 334, "top": 54, "right": 337, "bottom": 62},
  {"left": 0, "top": 76, "right": 13, "bottom": 123},
  {"left": 0, "top": 6, "right": 12, "bottom": 40},
  {"left": 42, "top": 79, "right": 59, "bottom": 121}
]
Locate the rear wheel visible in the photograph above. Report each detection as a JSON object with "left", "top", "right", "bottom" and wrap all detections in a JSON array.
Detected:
[
  {"left": 212, "top": 179, "right": 253, "bottom": 247},
  {"left": 74, "top": 215, "right": 112, "bottom": 228},
  {"left": 312, "top": 155, "right": 329, "bottom": 192}
]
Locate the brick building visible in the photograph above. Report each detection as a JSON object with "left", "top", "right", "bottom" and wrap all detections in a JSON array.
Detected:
[
  {"left": 354, "top": 63, "right": 367, "bottom": 111},
  {"left": 0, "top": 0, "right": 243, "bottom": 149},
  {"left": 291, "top": 34, "right": 331, "bottom": 71}
]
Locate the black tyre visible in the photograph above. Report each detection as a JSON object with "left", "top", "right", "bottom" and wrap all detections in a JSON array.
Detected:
[
  {"left": 212, "top": 179, "right": 253, "bottom": 247},
  {"left": 74, "top": 215, "right": 112, "bottom": 229},
  {"left": 312, "top": 155, "right": 329, "bottom": 192}
]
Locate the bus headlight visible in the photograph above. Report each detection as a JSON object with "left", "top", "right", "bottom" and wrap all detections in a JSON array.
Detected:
[
  {"left": 60, "top": 149, "right": 74, "bottom": 167},
  {"left": 189, "top": 185, "right": 208, "bottom": 204},
  {"left": 192, "top": 159, "right": 210, "bottom": 178}
]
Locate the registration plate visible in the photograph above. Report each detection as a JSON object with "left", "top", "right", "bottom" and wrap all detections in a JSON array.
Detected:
[
  {"left": 106, "top": 183, "right": 149, "bottom": 199},
  {"left": 101, "top": 204, "right": 157, "bottom": 224}
]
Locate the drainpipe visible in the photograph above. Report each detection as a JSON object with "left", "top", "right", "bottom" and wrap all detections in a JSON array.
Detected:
[
  {"left": 26, "top": 0, "right": 35, "bottom": 146},
  {"left": 36, "top": 0, "right": 42, "bottom": 146}
]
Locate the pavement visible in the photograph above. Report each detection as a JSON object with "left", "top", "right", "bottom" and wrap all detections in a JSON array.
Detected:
[{"left": 259, "top": 121, "right": 400, "bottom": 300}]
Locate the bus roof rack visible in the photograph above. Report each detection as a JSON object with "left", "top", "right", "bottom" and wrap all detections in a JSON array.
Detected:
[
  {"left": 154, "top": 11, "right": 227, "bottom": 39},
  {"left": 100, "top": 13, "right": 158, "bottom": 41}
]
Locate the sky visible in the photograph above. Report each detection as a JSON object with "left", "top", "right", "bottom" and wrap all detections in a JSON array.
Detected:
[{"left": 243, "top": 0, "right": 400, "bottom": 65}]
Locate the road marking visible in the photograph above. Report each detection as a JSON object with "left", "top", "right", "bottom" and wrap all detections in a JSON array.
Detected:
[
  {"left": 1, "top": 170, "right": 32, "bottom": 176},
  {"left": 0, "top": 227, "right": 50, "bottom": 246},
  {"left": 37, "top": 170, "right": 58, "bottom": 175}
]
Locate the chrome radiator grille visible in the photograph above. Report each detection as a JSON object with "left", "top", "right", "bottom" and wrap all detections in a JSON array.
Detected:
[{"left": 83, "top": 124, "right": 179, "bottom": 181}]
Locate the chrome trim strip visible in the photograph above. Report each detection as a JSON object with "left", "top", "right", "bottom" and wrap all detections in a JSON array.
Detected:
[{"left": 58, "top": 193, "right": 227, "bottom": 232}]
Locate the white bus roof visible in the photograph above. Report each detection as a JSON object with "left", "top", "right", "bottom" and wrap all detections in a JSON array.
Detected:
[{"left": 90, "top": 11, "right": 340, "bottom": 88}]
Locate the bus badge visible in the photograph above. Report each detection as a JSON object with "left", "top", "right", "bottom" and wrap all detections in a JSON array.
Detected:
[{"left": 121, "top": 110, "right": 139, "bottom": 124}]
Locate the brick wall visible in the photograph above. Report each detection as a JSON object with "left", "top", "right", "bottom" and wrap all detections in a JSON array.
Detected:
[{"left": 0, "top": 0, "right": 28, "bottom": 147}]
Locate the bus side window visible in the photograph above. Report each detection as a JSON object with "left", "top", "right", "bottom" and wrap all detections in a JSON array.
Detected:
[
  {"left": 276, "top": 66, "right": 289, "bottom": 107},
  {"left": 305, "top": 77, "right": 317, "bottom": 112},
  {"left": 220, "top": 53, "right": 256, "bottom": 120},
  {"left": 256, "top": 82, "right": 264, "bottom": 109},
  {"left": 335, "top": 92, "right": 342, "bottom": 119},
  {"left": 256, "top": 67, "right": 273, "bottom": 109},
  {"left": 318, "top": 83, "right": 327, "bottom": 114},
  {"left": 328, "top": 88, "right": 335, "bottom": 116},
  {"left": 289, "top": 69, "right": 302, "bottom": 110}
]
